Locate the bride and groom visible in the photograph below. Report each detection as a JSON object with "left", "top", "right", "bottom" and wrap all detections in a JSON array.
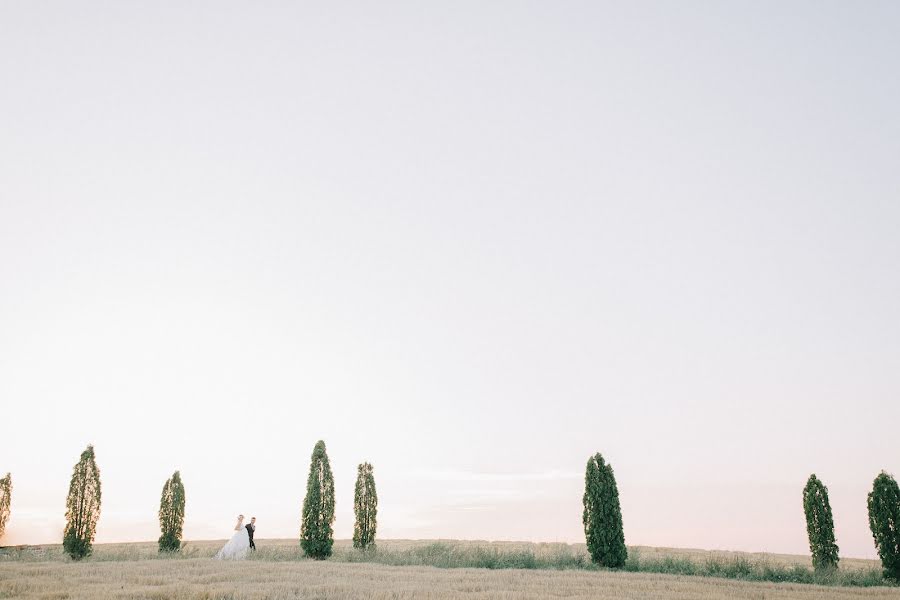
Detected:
[{"left": 214, "top": 514, "right": 256, "bottom": 560}]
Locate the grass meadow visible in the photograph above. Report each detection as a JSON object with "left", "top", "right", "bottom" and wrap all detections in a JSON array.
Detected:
[{"left": 2, "top": 539, "right": 899, "bottom": 599}]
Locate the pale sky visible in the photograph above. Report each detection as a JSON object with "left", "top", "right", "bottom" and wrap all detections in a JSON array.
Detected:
[{"left": 1, "top": 1, "right": 898, "bottom": 559}]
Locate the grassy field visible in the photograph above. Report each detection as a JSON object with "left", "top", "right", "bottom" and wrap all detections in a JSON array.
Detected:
[{"left": 1, "top": 539, "right": 897, "bottom": 600}]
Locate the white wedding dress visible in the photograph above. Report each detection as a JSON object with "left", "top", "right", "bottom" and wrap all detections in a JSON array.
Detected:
[{"left": 215, "top": 523, "right": 250, "bottom": 560}]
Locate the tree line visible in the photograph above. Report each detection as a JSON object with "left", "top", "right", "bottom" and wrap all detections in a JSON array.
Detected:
[
  {"left": 4, "top": 441, "right": 377, "bottom": 560},
  {"left": 582, "top": 452, "right": 900, "bottom": 581},
  {"left": 1, "top": 445, "right": 899, "bottom": 582}
]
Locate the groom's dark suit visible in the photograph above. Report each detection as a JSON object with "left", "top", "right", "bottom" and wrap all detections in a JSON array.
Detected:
[{"left": 246, "top": 523, "right": 256, "bottom": 550}]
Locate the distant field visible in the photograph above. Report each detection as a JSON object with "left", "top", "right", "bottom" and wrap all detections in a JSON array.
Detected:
[{"left": 1, "top": 539, "right": 897, "bottom": 600}]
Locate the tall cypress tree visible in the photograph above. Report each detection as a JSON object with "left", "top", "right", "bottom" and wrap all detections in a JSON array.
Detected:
[
  {"left": 158, "top": 471, "right": 186, "bottom": 552},
  {"left": 803, "top": 474, "right": 839, "bottom": 570},
  {"left": 63, "top": 445, "right": 102, "bottom": 560},
  {"left": 353, "top": 462, "right": 378, "bottom": 550},
  {"left": 868, "top": 471, "right": 900, "bottom": 581},
  {"left": 0, "top": 473, "right": 11, "bottom": 541},
  {"left": 583, "top": 452, "right": 627, "bottom": 568},
  {"left": 300, "top": 440, "right": 335, "bottom": 559}
]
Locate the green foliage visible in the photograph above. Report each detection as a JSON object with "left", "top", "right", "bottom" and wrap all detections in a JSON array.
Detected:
[
  {"left": 307, "top": 542, "right": 889, "bottom": 587},
  {"left": 623, "top": 549, "right": 885, "bottom": 586},
  {"left": 158, "top": 471, "right": 186, "bottom": 552},
  {"left": 582, "top": 452, "right": 627, "bottom": 568},
  {"left": 353, "top": 462, "right": 378, "bottom": 550},
  {"left": 803, "top": 474, "right": 839, "bottom": 570},
  {"left": 332, "top": 542, "right": 575, "bottom": 570},
  {"left": 300, "top": 440, "right": 335, "bottom": 559},
  {"left": 63, "top": 445, "right": 102, "bottom": 560},
  {"left": 0, "top": 472, "right": 11, "bottom": 540},
  {"left": 868, "top": 471, "right": 900, "bottom": 581}
]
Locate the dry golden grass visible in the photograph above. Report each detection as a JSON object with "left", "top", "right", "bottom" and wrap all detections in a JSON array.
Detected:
[
  {"left": 0, "top": 539, "right": 882, "bottom": 569},
  {"left": 1, "top": 540, "right": 896, "bottom": 600},
  {"left": 626, "top": 544, "right": 880, "bottom": 572}
]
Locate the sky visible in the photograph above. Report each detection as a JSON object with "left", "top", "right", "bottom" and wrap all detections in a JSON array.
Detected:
[{"left": 1, "top": 1, "right": 898, "bottom": 559}]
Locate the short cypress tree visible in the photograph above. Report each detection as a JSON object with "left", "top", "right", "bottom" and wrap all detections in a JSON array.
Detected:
[
  {"left": 300, "top": 440, "right": 335, "bottom": 559},
  {"left": 802, "top": 474, "right": 839, "bottom": 570},
  {"left": 868, "top": 471, "right": 900, "bottom": 581},
  {"left": 583, "top": 452, "right": 627, "bottom": 568},
  {"left": 353, "top": 462, "right": 378, "bottom": 550},
  {"left": 0, "top": 473, "right": 11, "bottom": 541},
  {"left": 63, "top": 445, "right": 102, "bottom": 560},
  {"left": 158, "top": 471, "right": 186, "bottom": 552}
]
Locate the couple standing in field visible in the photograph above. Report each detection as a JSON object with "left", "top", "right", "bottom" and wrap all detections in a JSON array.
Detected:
[{"left": 214, "top": 514, "right": 257, "bottom": 560}]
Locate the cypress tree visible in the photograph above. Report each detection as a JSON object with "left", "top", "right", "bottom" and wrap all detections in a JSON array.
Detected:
[
  {"left": 300, "top": 440, "right": 335, "bottom": 559},
  {"left": 353, "top": 462, "right": 378, "bottom": 550},
  {"left": 582, "top": 452, "right": 627, "bottom": 567},
  {"left": 158, "top": 471, "right": 186, "bottom": 552},
  {"left": 868, "top": 471, "right": 900, "bottom": 581},
  {"left": 0, "top": 473, "right": 11, "bottom": 541},
  {"left": 63, "top": 445, "right": 102, "bottom": 560},
  {"left": 802, "top": 474, "right": 839, "bottom": 570}
]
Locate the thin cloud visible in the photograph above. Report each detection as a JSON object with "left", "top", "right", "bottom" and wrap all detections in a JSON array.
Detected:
[{"left": 403, "top": 469, "right": 582, "bottom": 483}]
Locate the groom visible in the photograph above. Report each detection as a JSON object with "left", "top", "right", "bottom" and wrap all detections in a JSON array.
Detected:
[{"left": 246, "top": 516, "right": 256, "bottom": 551}]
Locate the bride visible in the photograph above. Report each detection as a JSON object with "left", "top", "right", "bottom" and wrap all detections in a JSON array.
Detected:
[{"left": 214, "top": 514, "right": 251, "bottom": 560}]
